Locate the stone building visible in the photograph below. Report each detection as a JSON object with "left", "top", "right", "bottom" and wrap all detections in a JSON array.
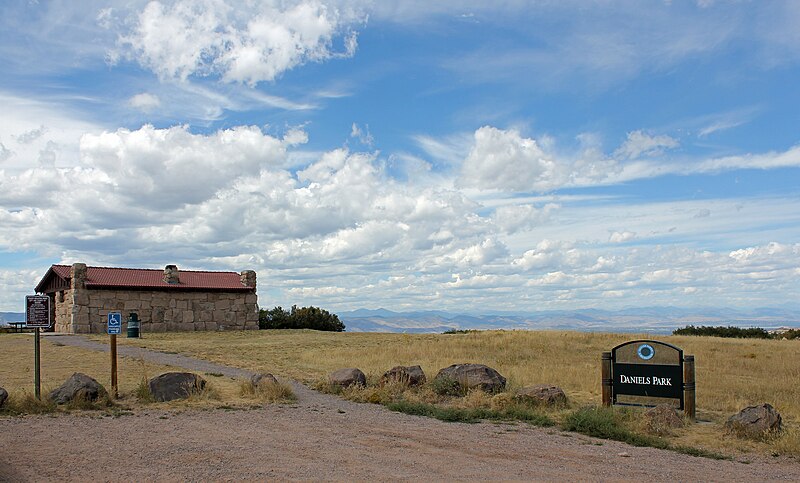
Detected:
[{"left": 35, "top": 263, "right": 258, "bottom": 334}]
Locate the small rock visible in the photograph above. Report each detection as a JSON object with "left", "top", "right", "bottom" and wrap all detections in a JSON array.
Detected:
[
  {"left": 380, "top": 365, "right": 427, "bottom": 387},
  {"left": 644, "top": 404, "right": 684, "bottom": 435},
  {"left": 250, "top": 373, "right": 278, "bottom": 389},
  {"left": 0, "top": 387, "right": 8, "bottom": 408},
  {"left": 515, "top": 384, "right": 567, "bottom": 407},
  {"left": 618, "top": 452, "right": 630, "bottom": 458},
  {"left": 48, "top": 373, "right": 107, "bottom": 404},
  {"left": 726, "top": 403, "right": 782, "bottom": 440},
  {"left": 329, "top": 368, "right": 367, "bottom": 388},
  {"left": 148, "top": 372, "right": 207, "bottom": 402},
  {"left": 434, "top": 363, "right": 506, "bottom": 393}
]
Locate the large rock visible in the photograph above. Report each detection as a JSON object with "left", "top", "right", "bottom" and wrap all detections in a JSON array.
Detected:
[
  {"left": 434, "top": 363, "right": 506, "bottom": 393},
  {"left": 516, "top": 384, "right": 567, "bottom": 407},
  {"left": 329, "top": 368, "right": 366, "bottom": 388},
  {"left": 726, "top": 403, "right": 782, "bottom": 439},
  {"left": 250, "top": 373, "right": 278, "bottom": 389},
  {"left": 0, "top": 387, "right": 7, "bottom": 408},
  {"left": 48, "top": 373, "right": 107, "bottom": 404},
  {"left": 380, "top": 365, "right": 426, "bottom": 387},
  {"left": 644, "top": 404, "right": 684, "bottom": 435},
  {"left": 148, "top": 372, "right": 206, "bottom": 402}
]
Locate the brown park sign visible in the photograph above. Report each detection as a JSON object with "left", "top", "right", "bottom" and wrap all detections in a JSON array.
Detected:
[{"left": 602, "top": 340, "right": 696, "bottom": 420}]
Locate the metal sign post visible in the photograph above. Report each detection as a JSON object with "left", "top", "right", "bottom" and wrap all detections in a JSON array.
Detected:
[
  {"left": 107, "top": 312, "right": 121, "bottom": 398},
  {"left": 25, "top": 295, "right": 52, "bottom": 399}
]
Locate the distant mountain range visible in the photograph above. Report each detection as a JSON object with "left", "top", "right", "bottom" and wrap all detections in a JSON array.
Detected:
[
  {"left": 338, "top": 307, "right": 800, "bottom": 334},
  {"left": 3, "top": 307, "right": 799, "bottom": 334},
  {"left": 0, "top": 312, "right": 25, "bottom": 325}
]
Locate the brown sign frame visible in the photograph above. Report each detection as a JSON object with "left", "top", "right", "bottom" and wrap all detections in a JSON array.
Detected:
[{"left": 602, "top": 339, "right": 696, "bottom": 420}]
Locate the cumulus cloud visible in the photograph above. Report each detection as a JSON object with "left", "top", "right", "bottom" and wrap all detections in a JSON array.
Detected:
[
  {"left": 128, "top": 92, "right": 161, "bottom": 112},
  {"left": 608, "top": 231, "right": 637, "bottom": 243},
  {"left": 15, "top": 125, "right": 48, "bottom": 144},
  {"left": 0, "top": 142, "right": 12, "bottom": 163},
  {"left": 615, "top": 130, "right": 679, "bottom": 159},
  {"left": 115, "top": 0, "right": 367, "bottom": 85},
  {"left": 1, "top": 118, "right": 799, "bottom": 312},
  {"left": 492, "top": 203, "right": 558, "bottom": 234},
  {"left": 457, "top": 126, "right": 623, "bottom": 192},
  {"left": 458, "top": 126, "right": 564, "bottom": 192}
]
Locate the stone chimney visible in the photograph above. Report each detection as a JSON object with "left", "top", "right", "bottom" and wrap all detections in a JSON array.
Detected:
[
  {"left": 240, "top": 270, "right": 256, "bottom": 289},
  {"left": 163, "top": 265, "right": 180, "bottom": 284},
  {"left": 71, "top": 263, "right": 87, "bottom": 290}
]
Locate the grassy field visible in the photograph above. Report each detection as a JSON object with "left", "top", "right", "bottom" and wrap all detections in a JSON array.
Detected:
[
  {"left": 4, "top": 329, "right": 799, "bottom": 457},
  {"left": 98, "top": 328, "right": 800, "bottom": 457},
  {"left": 0, "top": 333, "right": 270, "bottom": 412}
]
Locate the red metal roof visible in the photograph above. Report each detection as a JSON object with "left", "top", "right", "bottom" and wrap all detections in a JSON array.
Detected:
[{"left": 37, "top": 264, "right": 253, "bottom": 292}]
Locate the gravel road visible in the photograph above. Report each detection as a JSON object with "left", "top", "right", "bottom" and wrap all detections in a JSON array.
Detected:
[{"left": 1, "top": 335, "right": 798, "bottom": 481}]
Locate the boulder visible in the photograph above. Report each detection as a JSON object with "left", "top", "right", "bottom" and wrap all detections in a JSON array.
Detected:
[
  {"left": 434, "top": 363, "right": 506, "bottom": 393},
  {"left": 644, "top": 404, "right": 684, "bottom": 435},
  {"left": 329, "top": 368, "right": 366, "bottom": 388},
  {"left": 726, "top": 403, "right": 782, "bottom": 439},
  {"left": 250, "top": 373, "right": 279, "bottom": 389},
  {"left": 0, "top": 387, "right": 7, "bottom": 408},
  {"left": 148, "top": 372, "right": 206, "bottom": 402},
  {"left": 380, "top": 365, "right": 426, "bottom": 387},
  {"left": 515, "top": 384, "right": 567, "bottom": 407},
  {"left": 48, "top": 373, "right": 107, "bottom": 404}
]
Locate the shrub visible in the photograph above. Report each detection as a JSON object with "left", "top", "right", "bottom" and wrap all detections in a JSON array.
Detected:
[
  {"left": 430, "top": 376, "right": 464, "bottom": 397},
  {"left": 672, "top": 325, "right": 771, "bottom": 339},
  {"left": 259, "top": 305, "right": 344, "bottom": 332},
  {"left": 240, "top": 380, "right": 297, "bottom": 403}
]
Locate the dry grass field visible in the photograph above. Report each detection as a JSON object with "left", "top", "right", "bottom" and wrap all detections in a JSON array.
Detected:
[
  {"left": 3, "top": 329, "right": 799, "bottom": 457},
  {"left": 100, "top": 328, "right": 800, "bottom": 457},
  {"left": 0, "top": 333, "right": 258, "bottom": 411}
]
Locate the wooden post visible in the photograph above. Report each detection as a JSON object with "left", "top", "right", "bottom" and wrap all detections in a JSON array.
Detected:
[
  {"left": 34, "top": 327, "right": 41, "bottom": 400},
  {"left": 683, "top": 355, "right": 696, "bottom": 421},
  {"left": 110, "top": 334, "right": 118, "bottom": 399},
  {"left": 601, "top": 351, "right": 612, "bottom": 406}
]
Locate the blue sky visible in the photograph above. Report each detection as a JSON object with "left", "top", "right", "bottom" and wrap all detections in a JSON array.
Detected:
[{"left": 0, "top": 1, "right": 798, "bottom": 313}]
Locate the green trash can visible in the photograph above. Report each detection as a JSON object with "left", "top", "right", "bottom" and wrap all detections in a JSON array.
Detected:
[{"left": 127, "top": 312, "right": 140, "bottom": 338}]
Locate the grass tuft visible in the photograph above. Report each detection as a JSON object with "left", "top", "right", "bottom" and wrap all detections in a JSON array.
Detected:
[
  {"left": 134, "top": 377, "right": 155, "bottom": 403},
  {"left": 1, "top": 391, "right": 57, "bottom": 415},
  {"left": 239, "top": 380, "right": 297, "bottom": 403}
]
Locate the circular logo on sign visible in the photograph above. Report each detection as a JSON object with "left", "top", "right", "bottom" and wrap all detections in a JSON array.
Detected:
[{"left": 637, "top": 343, "right": 655, "bottom": 360}]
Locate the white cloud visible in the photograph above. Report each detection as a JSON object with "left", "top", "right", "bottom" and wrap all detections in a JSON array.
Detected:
[
  {"left": 608, "top": 231, "right": 637, "bottom": 243},
  {"left": 458, "top": 126, "right": 564, "bottom": 192},
  {"left": 615, "top": 130, "right": 679, "bottom": 159},
  {"left": 115, "top": 0, "right": 367, "bottom": 85},
  {"left": 350, "top": 123, "right": 374, "bottom": 147},
  {"left": 15, "top": 125, "right": 48, "bottom": 144},
  {"left": 0, "top": 92, "right": 103, "bottom": 171},
  {"left": 128, "top": 92, "right": 161, "bottom": 112},
  {"left": 0, "top": 143, "right": 12, "bottom": 163},
  {"left": 492, "top": 203, "right": 558, "bottom": 234}
]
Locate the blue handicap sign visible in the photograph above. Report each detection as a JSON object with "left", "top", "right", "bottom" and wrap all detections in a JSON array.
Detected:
[{"left": 107, "top": 312, "right": 122, "bottom": 335}]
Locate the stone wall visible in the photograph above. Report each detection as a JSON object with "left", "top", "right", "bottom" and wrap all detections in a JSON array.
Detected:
[
  {"left": 52, "top": 263, "right": 259, "bottom": 334},
  {"left": 55, "top": 288, "right": 258, "bottom": 334}
]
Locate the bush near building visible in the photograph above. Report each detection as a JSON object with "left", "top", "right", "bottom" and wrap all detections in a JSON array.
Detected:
[{"left": 259, "top": 305, "right": 345, "bottom": 332}]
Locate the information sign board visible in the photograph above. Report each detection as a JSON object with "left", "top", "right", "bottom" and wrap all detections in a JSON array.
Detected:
[
  {"left": 107, "top": 312, "right": 122, "bottom": 335},
  {"left": 25, "top": 295, "right": 51, "bottom": 328},
  {"left": 611, "top": 340, "right": 684, "bottom": 408}
]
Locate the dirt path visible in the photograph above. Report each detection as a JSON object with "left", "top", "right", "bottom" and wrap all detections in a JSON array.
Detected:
[{"left": 1, "top": 335, "right": 799, "bottom": 481}]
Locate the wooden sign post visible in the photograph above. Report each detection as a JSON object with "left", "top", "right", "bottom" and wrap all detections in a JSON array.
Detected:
[{"left": 25, "top": 295, "right": 51, "bottom": 399}]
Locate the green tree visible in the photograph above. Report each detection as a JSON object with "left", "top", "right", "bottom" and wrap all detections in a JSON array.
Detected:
[{"left": 258, "top": 305, "right": 344, "bottom": 332}]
